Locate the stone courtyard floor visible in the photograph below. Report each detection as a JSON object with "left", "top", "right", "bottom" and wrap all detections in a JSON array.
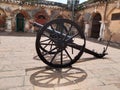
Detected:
[{"left": 0, "top": 32, "right": 120, "bottom": 90}]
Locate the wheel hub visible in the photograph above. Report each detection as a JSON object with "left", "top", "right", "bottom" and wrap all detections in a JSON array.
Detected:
[{"left": 55, "top": 40, "right": 67, "bottom": 50}]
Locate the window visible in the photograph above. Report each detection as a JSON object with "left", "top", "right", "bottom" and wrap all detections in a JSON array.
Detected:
[{"left": 111, "top": 13, "right": 120, "bottom": 20}]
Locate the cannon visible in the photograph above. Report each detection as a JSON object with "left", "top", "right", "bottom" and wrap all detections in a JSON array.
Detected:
[{"left": 31, "top": 18, "right": 110, "bottom": 68}]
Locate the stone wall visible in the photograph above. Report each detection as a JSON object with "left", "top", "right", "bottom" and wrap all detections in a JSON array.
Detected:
[
  {"left": 0, "top": 0, "right": 120, "bottom": 43},
  {"left": 77, "top": 0, "right": 120, "bottom": 43}
]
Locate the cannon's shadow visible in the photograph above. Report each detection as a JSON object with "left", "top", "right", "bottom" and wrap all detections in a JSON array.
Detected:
[
  {"left": 33, "top": 55, "right": 109, "bottom": 63},
  {"left": 77, "top": 57, "right": 108, "bottom": 63},
  {"left": 27, "top": 66, "right": 87, "bottom": 88}
]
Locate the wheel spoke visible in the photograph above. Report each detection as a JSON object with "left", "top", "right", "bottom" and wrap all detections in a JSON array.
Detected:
[
  {"left": 40, "top": 43, "right": 55, "bottom": 46},
  {"left": 50, "top": 49, "right": 59, "bottom": 63},
  {"left": 61, "top": 50, "right": 63, "bottom": 65},
  {"left": 60, "top": 24, "right": 64, "bottom": 36},
  {"left": 69, "top": 24, "right": 73, "bottom": 32},
  {"left": 66, "top": 33, "right": 79, "bottom": 42},
  {"left": 56, "top": 22, "right": 64, "bottom": 35},
  {"left": 55, "top": 23, "right": 59, "bottom": 31},
  {"left": 64, "top": 49, "right": 73, "bottom": 61},
  {"left": 43, "top": 47, "right": 58, "bottom": 56},
  {"left": 50, "top": 41, "right": 54, "bottom": 51},
  {"left": 41, "top": 38, "right": 50, "bottom": 42},
  {"left": 50, "top": 25, "right": 55, "bottom": 32},
  {"left": 64, "top": 25, "right": 73, "bottom": 40},
  {"left": 43, "top": 40, "right": 52, "bottom": 49},
  {"left": 43, "top": 33, "right": 54, "bottom": 41}
]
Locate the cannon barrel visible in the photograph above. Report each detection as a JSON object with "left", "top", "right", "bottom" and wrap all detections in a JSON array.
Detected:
[{"left": 32, "top": 21, "right": 73, "bottom": 41}]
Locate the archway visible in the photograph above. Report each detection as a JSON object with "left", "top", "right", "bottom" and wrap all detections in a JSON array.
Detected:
[
  {"left": 0, "top": 16, "right": 6, "bottom": 31},
  {"left": 0, "top": 8, "right": 6, "bottom": 31},
  {"left": 35, "top": 15, "right": 47, "bottom": 25},
  {"left": 34, "top": 9, "right": 49, "bottom": 25},
  {"left": 16, "top": 13, "right": 25, "bottom": 32},
  {"left": 91, "top": 13, "right": 101, "bottom": 38}
]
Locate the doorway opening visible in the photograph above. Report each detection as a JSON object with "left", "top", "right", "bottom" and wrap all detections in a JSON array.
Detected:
[
  {"left": 91, "top": 13, "right": 101, "bottom": 38},
  {"left": 16, "top": 13, "right": 25, "bottom": 32}
]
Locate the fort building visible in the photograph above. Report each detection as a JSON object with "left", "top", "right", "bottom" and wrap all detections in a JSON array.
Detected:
[{"left": 0, "top": 0, "right": 120, "bottom": 43}]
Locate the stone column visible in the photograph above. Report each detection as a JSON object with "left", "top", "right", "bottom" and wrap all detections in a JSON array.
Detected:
[
  {"left": 5, "top": 17, "right": 12, "bottom": 32},
  {"left": 98, "top": 21, "right": 106, "bottom": 41},
  {"left": 84, "top": 21, "right": 90, "bottom": 38}
]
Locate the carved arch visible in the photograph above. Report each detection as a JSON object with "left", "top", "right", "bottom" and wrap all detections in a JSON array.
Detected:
[
  {"left": 0, "top": 7, "right": 6, "bottom": 16},
  {"left": 106, "top": 7, "right": 116, "bottom": 19},
  {"left": 34, "top": 9, "right": 49, "bottom": 25},
  {"left": 0, "top": 7, "right": 6, "bottom": 29},
  {"left": 11, "top": 9, "right": 30, "bottom": 19}
]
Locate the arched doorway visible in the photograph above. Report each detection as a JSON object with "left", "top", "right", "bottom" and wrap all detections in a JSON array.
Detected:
[
  {"left": 91, "top": 13, "right": 101, "bottom": 38},
  {"left": 16, "top": 13, "right": 25, "bottom": 32},
  {"left": 35, "top": 15, "right": 47, "bottom": 25}
]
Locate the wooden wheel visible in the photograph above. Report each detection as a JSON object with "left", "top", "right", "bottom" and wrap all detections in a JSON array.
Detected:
[{"left": 36, "top": 19, "right": 86, "bottom": 68}]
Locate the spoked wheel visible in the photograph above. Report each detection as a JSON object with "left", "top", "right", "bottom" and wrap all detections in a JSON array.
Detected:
[{"left": 36, "top": 19, "right": 86, "bottom": 68}]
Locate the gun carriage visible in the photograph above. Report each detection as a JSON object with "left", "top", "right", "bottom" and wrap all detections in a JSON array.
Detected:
[{"left": 31, "top": 18, "right": 109, "bottom": 68}]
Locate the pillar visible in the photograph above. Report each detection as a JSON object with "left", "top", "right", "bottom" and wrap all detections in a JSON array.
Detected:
[{"left": 5, "top": 17, "right": 12, "bottom": 32}]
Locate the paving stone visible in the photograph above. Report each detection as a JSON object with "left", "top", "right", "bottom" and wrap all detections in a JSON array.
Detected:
[
  {"left": 7, "top": 86, "right": 33, "bottom": 90},
  {"left": 14, "top": 62, "right": 45, "bottom": 70},
  {"left": 114, "top": 83, "right": 120, "bottom": 88},
  {"left": 88, "top": 85, "right": 120, "bottom": 90},
  {"left": 0, "top": 65, "right": 19, "bottom": 71},
  {"left": 0, "top": 70, "right": 25, "bottom": 78},
  {"left": 98, "top": 74, "right": 120, "bottom": 85},
  {"left": 112, "top": 63, "right": 120, "bottom": 72},
  {"left": 0, "top": 65, "right": 4, "bottom": 71},
  {"left": 34, "top": 86, "right": 54, "bottom": 90},
  {"left": 89, "top": 67, "right": 119, "bottom": 77},
  {"left": 0, "top": 77, "right": 24, "bottom": 89},
  {"left": 54, "top": 84, "right": 80, "bottom": 90},
  {"left": 0, "top": 59, "right": 12, "bottom": 65},
  {"left": 77, "top": 78, "right": 104, "bottom": 89},
  {"left": 24, "top": 76, "right": 33, "bottom": 86}
]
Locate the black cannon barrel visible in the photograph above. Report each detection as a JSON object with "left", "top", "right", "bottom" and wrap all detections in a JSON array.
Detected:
[{"left": 32, "top": 22, "right": 73, "bottom": 41}]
